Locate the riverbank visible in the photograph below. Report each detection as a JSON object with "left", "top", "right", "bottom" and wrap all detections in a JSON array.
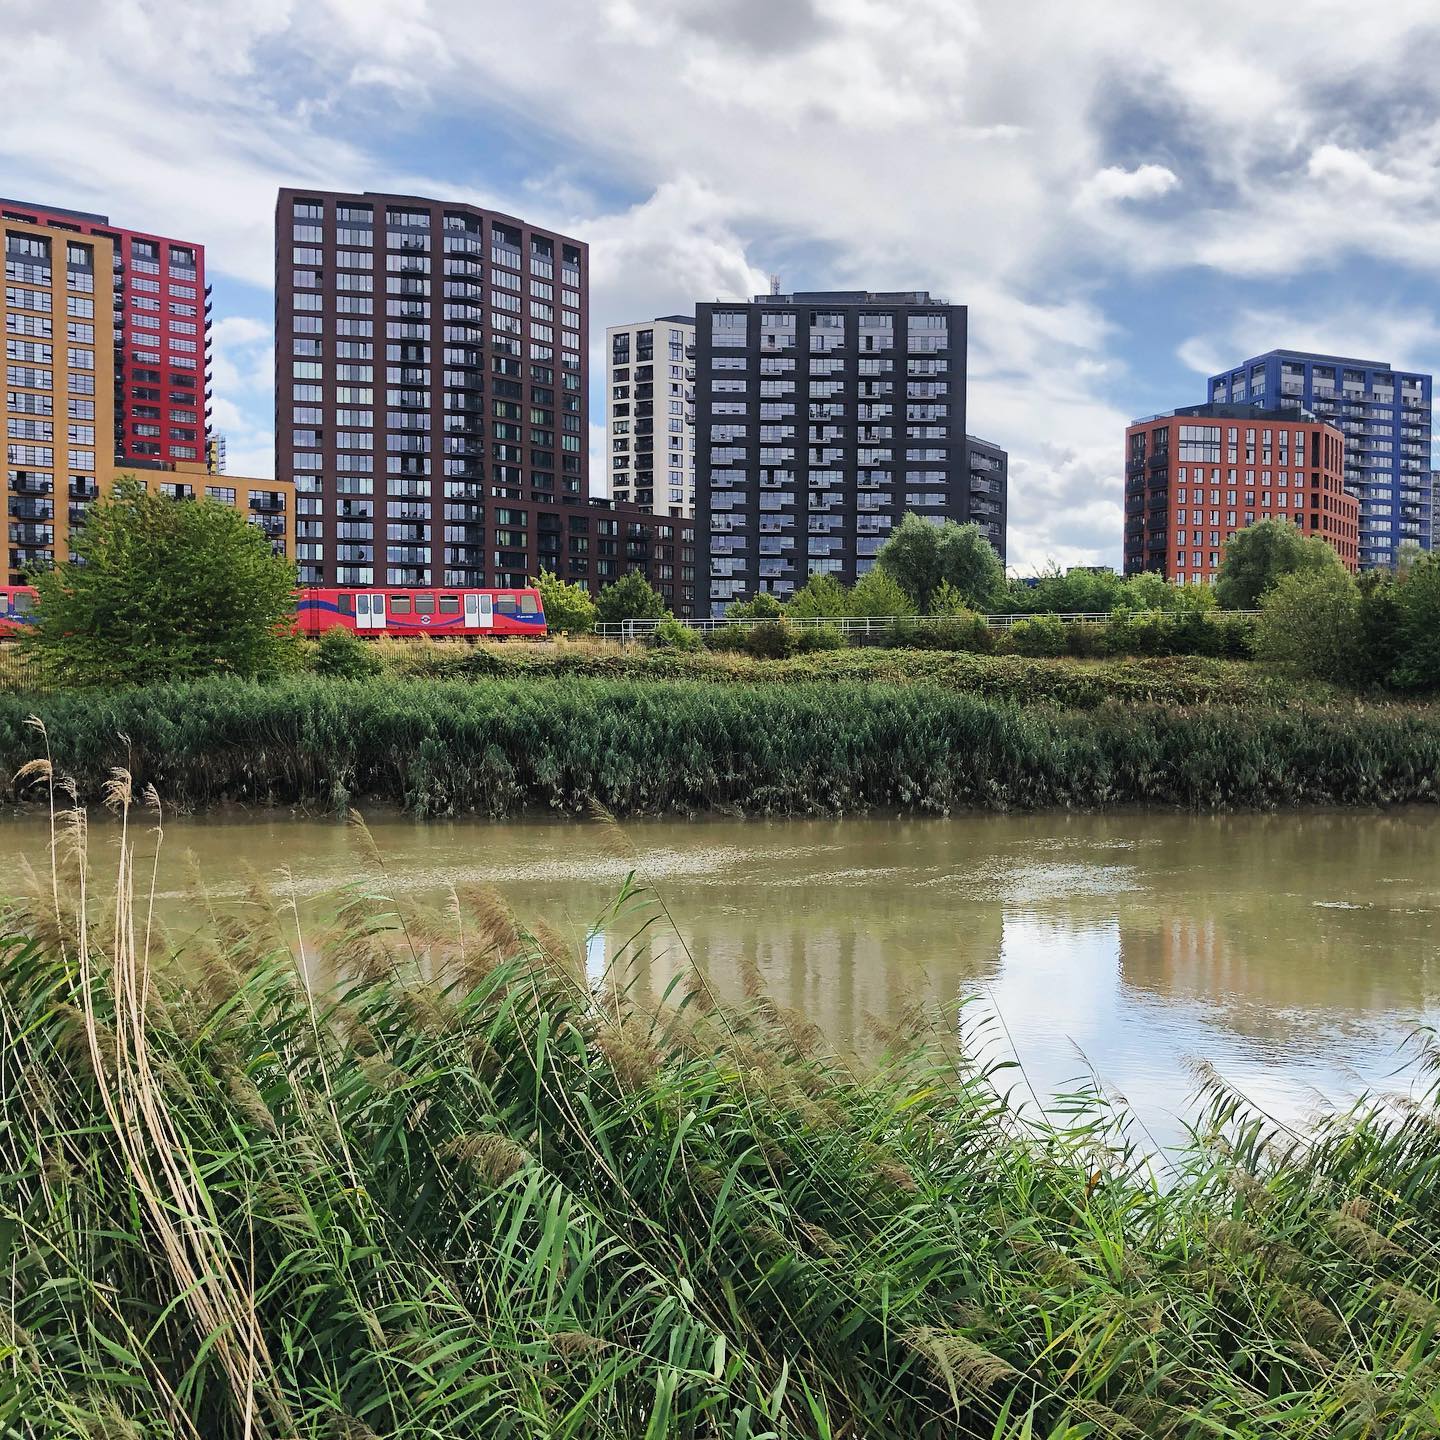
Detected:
[
  {"left": 3, "top": 671, "right": 1440, "bottom": 817},
  {"left": 4, "top": 866, "right": 1438, "bottom": 1437}
]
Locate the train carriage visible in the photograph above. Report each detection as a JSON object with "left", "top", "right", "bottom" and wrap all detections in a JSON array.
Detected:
[
  {"left": 0, "top": 586, "right": 39, "bottom": 639},
  {"left": 295, "top": 587, "right": 547, "bottom": 640}
]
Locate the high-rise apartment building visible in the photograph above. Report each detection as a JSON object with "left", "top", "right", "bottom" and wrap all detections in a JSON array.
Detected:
[
  {"left": 607, "top": 316, "right": 695, "bottom": 516},
  {"left": 695, "top": 290, "right": 971, "bottom": 613},
  {"left": 3, "top": 216, "right": 113, "bottom": 583},
  {"left": 965, "top": 434, "right": 1008, "bottom": 563},
  {"left": 1207, "top": 351, "right": 1431, "bottom": 568},
  {"left": 274, "top": 188, "right": 589, "bottom": 589},
  {"left": 0, "top": 198, "right": 212, "bottom": 473},
  {"left": 1123, "top": 403, "right": 1356, "bottom": 584}
]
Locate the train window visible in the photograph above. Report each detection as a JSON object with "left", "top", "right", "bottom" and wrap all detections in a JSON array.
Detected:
[
  {"left": 496, "top": 594, "right": 518, "bottom": 615},
  {"left": 391, "top": 595, "right": 413, "bottom": 615},
  {"left": 519, "top": 594, "right": 539, "bottom": 614},
  {"left": 439, "top": 595, "right": 460, "bottom": 614},
  {"left": 14, "top": 593, "right": 35, "bottom": 613},
  {"left": 414, "top": 594, "right": 435, "bottom": 614},
  {"left": 338, "top": 594, "right": 354, "bottom": 614}
]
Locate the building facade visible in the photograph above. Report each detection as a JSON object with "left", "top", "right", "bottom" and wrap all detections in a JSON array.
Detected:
[
  {"left": 1123, "top": 403, "right": 1356, "bottom": 584},
  {"left": 3, "top": 216, "right": 114, "bottom": 583},
  {"left": 965, "top": 434, "right": 1007, "bottom": 562},
  {"left": 274, "top": 188, "right": 589, "bottom": 591},
  {"left": 606, "top": 315, "right": 695, "bottom": 516},
  {"left": 1, "top": 198, "right": 212, "bottom": 473},
  {"left": 1207, "top": 351, "right": 1431, "bottom": 568},
  {"left": 695, "top": 290, "right": 969, "bottom": 613}
]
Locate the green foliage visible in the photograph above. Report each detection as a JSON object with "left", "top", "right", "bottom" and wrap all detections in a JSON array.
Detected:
[
  {"left": 784, "top": 572, "right": 849, "bottom": 618},
  {"left": 1007, "top": 614, "right": 1067, "bottom": 657},
  {"left": 1354, "top": 572, "right": 1405, "bottom": 690},
  {"left": 530, "top": 569, "right": 596, "bottom": 634},
  {"left": 1215, "top": 518, "right": 1344, "bottom": 609},
  {"left": 310, "top": 626, "right": 382, "bottom": 679},
  {"left": 646, "top": 614, "right": 702, "bottom": 652},
  {"left": 743, "top": 617, "right": 796, "bottom": 659},
  {"left": 726, "top": 590, "right": 786, "bottom": 619},
  {"left": 7, "top": 844, "right": 1440, "bottom": 1439},
  {"left": 875, "top": 513, "right": 1006, "bottom": 611},
  {"left": 1392, "top": 555, "right": 1440, "bottom": 691},
  {"left": 594, "top": 570, "right": 668, "bottom": 626},
  {"left": 1255, "top": 568, "right": 1362, "bottom": 683},
  {"left": 884, "top": 613, "right": 995, "bottom": 653},
  {"left": 792, "top": 622, "right": 845, "bottom": 653},
  {"left": 23, "top": 477, "right": 298, "bottom": 686},
  {"left": 3, "top": 662, "right": 1427, "bottom": 818},
  {"left": 849, "top": 566, "right": 917, "bottom": 617}
]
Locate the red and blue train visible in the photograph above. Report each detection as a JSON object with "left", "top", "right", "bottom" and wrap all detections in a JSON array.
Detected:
[{"left": 1, "top": 584, "right": 548, "bottom": 640}]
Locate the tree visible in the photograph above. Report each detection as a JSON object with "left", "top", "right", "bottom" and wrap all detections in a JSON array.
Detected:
[
  {"left": 1214, "top": 519, "right": 1342, "bottom": 610},
  {"left": 785, "top": 573, "right": 849, "bottom": 619},
  {"left": 936, "top": 521, "right": 1008, "bottom": 611},
  {"left": 24, "top": 478, "right": 297, "bottom": 686},
  {"left": 531, "top": 570, "right": 596, "bottom": 635},
  {"left": 1392, "top": 554, "right": 1440, "bottom": 691},
  {"left": 874, "top": 513, "right": 945, "bottom": 609},
  {"left": 848, "top": 566, "right": 916, "bottom": 617},
  {"left": 928, "top": 579, "right": 974, "bottom": 616},
  {"left": 1253, "top": 567, "right": 1361, "bottom": 683},
  {"left": 726, "top": 591, "right": 785, "bottom": 619},
  {"left": 594, "top": 571, "right": 668, "bottom": 626}
]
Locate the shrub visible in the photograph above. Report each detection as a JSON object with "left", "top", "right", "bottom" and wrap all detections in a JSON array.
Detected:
[
  {"left": 884, "top": 613, "right": 994, "bottom": 653},
  {"left": 704, "top": 626, "right": 750, "bottom": 653},
  {"left": 1254, "top": 568, "right": 1361, "bottom": 683},
  {"left": 311, "top": 626, "right": 382, "bottom": 678},
  {"left": 784, "top": 574, "right": 848, "bottom": 619},
  {"left": 743, "top": 618, "right": 796, "bottom": 659},
  {"left": 791, "top": 623, "right": 845, "bottom": 653},
  {"left": 1215, "top": 519, "right": 1344, "bottom": 609},
  {"left": 647, "top": 615, "right": 702, "bottom": 652},
  {"left": 1063, "top": 621, "right": 1109, "bottom": 659},
  {"left": 849, "top": 567, "right": 917, "bottom": 618},
  {"left": 1008, "top": 615, "right": 1067, "bottom": 657}
]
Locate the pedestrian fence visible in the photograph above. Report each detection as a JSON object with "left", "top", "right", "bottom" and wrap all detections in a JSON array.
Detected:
[{"left": 595, "top": 611, "right": 1262, "bottom": 643}]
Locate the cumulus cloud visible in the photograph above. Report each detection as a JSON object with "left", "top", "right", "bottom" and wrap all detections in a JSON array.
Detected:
[
  {"left": 1078, "top": 163, "right": 1180, "bottom": 207},
  {"left": 8, "top": 0, "right": 1440, "bottom": 568}
]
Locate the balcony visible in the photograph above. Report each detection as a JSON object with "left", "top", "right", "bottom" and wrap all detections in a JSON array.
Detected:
[{"left": 248, "top": 494, "right": 286, "bottom": 513}]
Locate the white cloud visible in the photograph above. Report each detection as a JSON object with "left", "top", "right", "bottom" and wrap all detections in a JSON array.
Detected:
[
  {"left": 8, "top": 0, "right": 1440, "bottom": 569},
  {"left": 1078, "top": 163, "right": 1180, "bottom": 208}
]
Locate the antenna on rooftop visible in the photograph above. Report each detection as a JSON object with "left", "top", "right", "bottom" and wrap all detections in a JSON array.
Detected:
[{"left": 769, "top": 273, "right": 781, "bottom": 295}]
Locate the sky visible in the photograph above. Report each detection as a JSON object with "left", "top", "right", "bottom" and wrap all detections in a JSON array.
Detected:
[{"left": 5, "top": 0, "right": 1440, "bottom": 571}]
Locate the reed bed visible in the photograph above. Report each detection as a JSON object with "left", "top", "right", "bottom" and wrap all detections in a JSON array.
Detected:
[
  {"left": 3, "top": 673, "right": 1440, "bottom": 818},
  {"left": 2, "top": 768, "right": 1439, "bottom": 1437}
]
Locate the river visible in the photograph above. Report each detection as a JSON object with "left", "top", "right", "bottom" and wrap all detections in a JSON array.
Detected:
[{"left": 3, "top": 807, "right": 1437, "bottom": 1151}]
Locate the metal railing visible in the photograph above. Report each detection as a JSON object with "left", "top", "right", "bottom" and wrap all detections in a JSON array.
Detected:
[{"left": 596, "top": 610, "right": 1262, "bottom": 642}]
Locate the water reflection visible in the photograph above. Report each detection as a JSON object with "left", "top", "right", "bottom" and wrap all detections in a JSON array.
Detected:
[{"left": 2, "top": 807, "right": 1437, "bottom": 1147}]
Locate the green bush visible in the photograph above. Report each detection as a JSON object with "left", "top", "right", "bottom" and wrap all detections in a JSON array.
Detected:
[
  {"left": 1008, "top": 614, "right": 1067, "bottom": 657},
  {"left": 1255, "top": 569, "right": 1362, "bottom": 683},
  {"left": 1063, "top": 621, "right": 1109, "bottom": 659},
  {"left": 884, "top": 614, "right": 994, "bottom": 653},
  {"left": 726, "top": 592, "right": 785, "bottom": 620},
  {"left": 646, "top": 615, "right": 702, "bottom": 652},
  {"left": 531, "top": 569, "right": 597, "bottom": 634},
  {"left": 791, "top": 623, "right": 845, "bottom": 653},
  {"left": 1393, "top": 555, "right": 1440, "bottom": 691},
  {"left": 311, "top": 626, "right": 383, "bottom": 679},
  {"left": 743, "top": 618, "right": 796, "bottom": 659}
]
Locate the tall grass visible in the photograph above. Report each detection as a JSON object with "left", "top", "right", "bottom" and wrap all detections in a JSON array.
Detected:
[
  {"left": 3, "top": 764, "right": 1440, "bottom": 1435},
  {"left": 4, "top": 673, "right": 1440, "bottom": 817}
]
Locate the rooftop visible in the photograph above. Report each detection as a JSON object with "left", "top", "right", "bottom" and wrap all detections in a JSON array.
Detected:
[
  {"left": 748, "top": 289, "right": 948, "bottom": 306},
  {"left": 1217, "top": 349, "right": 1400, "bottom": 373},
  {"left": 0, "top": 197, "right": 111, "bottom": 225},
  {"left": 1130, "top": 401, "right": 1335, "bottom": 427}
]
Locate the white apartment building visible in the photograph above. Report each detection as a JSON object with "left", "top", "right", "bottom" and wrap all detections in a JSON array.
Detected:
[{"left": 607, "top": 315, "right": 695, "bottom": 517}]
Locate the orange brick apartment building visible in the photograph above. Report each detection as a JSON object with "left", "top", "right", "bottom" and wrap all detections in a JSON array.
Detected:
[{"left": 1123, "top": 403, "right": 1357, "bottom": 584}]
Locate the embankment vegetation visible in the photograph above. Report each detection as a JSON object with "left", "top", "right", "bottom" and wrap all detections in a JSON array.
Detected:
[
  {"left": 4, "top": 671, "right": 1440, "bottom": 816},
  {"left": 3, "top": 787, "right": 1439, "bottom": 1437}
]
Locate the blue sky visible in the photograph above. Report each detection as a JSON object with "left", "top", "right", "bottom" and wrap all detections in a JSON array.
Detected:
[{"left": 5, "top": 0, "right": 1440, "bottom": 569}]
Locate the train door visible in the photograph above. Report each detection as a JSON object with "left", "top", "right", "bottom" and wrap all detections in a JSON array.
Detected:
[
  {"left": 356, "top": 592, "right": 387, "bottom": 630},
  {"left": 464, "top": 592, "right": 493, "bottom": 631}
]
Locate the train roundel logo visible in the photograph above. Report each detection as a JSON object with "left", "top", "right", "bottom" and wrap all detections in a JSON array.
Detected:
[{"left": 421, "top": 615, "right": 431, "bottom": 625}]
